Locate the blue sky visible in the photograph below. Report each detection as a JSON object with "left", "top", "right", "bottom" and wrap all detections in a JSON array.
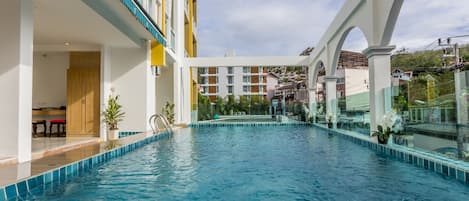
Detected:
[{"left": 197, "top": 0, "right": 469, "bottom": 57}]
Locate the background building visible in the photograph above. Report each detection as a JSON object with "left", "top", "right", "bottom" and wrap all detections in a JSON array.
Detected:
[{"left": 198, "top": 51, "right": 278, "bottom": 101}]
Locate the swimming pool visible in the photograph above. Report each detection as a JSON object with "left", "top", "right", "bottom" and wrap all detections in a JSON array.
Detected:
[{"left": 26, "top": 126, "right": 469, "bottom": 200}]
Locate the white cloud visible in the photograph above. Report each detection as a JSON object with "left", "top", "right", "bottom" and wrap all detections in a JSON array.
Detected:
[{"left": 198, "top": 0, "right": 469, "bottom": 56}]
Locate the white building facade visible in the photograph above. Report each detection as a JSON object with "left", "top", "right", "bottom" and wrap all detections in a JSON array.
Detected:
[{"left": 0, "top": 0, "right": 196, "bottom": 163}]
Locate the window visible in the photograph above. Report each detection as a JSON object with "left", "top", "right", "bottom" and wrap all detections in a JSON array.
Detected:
[
  {"left": 260, "top": 86, "right": 265, "bottom": 92},
  {"left": 243, "top": 76, "right": 251, "bottom": 83},
  {"left": 199, "top": 67, "right": 207, "bottom": 74},
  {"left": 216, "top": 86, "right": 219, "bottom": 93},
  {"left": 216, "top": 76, "right": 219, "bottom": 83},
  {"left": 243, "top": 86, "right": 251, "bottom": 93},
  {"left": 227, "top": 76, "right": 233, "bottom": 84},
  {"left": 228, "top": 86, "right": 233, "bottom": 94},
  {"left": 200, "top": 77, "right": 207, "bottom": 84},
  {"left": 259, "top": 66, "right": 263, "bottom": 73},
  {"left": 202, "top": 86, "right": 208, "bottom": 94},
  {"left": 228, "top": 67, "right": 233, "bottom": 74},
  {"left": 243, "top": 67, "right": 250, "bottom": 73}
]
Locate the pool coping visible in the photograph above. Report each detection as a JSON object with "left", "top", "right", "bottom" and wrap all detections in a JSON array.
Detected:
[
  {"left": 189, "top": 122, "right": 311, "bottom": 127},
  {"left": 313, "top": 124, "right": 469, "bottom": 185},
  {"left": 0, "top": 130, "right": 173, "bottom": 201}
]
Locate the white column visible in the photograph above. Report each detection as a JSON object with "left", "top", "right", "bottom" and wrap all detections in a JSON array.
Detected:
[
  {"left": 100, "top": 46, "right": 111, "bottom": 141},
  {"left": 325, "top": 76, "right": 338, "bottom": 127},
  {"left": 363, "top": 46, "right": 395, "bottom": 135},
  {"left": 145, "top": 41, "right": 156, "bottom": 130},
  {"left": 173, "top": 0, "right": 185, "bottom": 124},
  {"left": 0, "top": 0, "right": 33, "bottom": 162},
  {"left": 308, "top": 87, "right": 317, "bottom": 122}
]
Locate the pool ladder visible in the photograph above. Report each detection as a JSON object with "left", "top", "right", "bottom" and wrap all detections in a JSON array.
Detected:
[{"left": 149, "top": 114, "right": 172, "bottom": 134}]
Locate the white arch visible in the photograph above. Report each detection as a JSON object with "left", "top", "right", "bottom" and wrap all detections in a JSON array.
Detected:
[
  {"left": 307, "top": 0, "right": 404, "bottom": 133},
  {"left": 328, "top": 26, "right": 369, "bottom": 76},
  {"left": 308, "top": 0, "right": 403, "bottom": 75}
]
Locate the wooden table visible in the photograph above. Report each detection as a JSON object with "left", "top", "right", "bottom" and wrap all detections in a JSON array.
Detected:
[{"left": 32, "top": 110, "right": 66, "bottom": 116}]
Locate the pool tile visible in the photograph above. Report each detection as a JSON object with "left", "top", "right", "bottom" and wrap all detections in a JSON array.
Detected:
[
  {"left": 66, "top": 166, "right": 72, "bottom": 176},
  {"left": 5, "top": 185, "right": 17, "bottom": 199},
  {"left": 27, "top": 177, "right": 38, "bottom": 190},
  {"left": 36, "top": 175, "right": 44, "bottom": 185},
  {"left": 53, "top": 170, "right": 59, "bottom": 182},
  {"left": 436, "top": 163, "right": 442, "bottom": 174},
  {"left": 0, "top": 188, "right": 5, "bottom": 201},
  {"left": 44, "top": 172, "right": 52, "bottom": 184},
  {"left": 429, "top": 161, "right": 435, "bottom": 171},
  {"left": 466, "top": 172, "right": 469, "bottom": 184},
  {"left": 59, "top": 167, "right": 66, "bottom": 180},
  {"left": 16, "top": 181, "right": 27, "bottom": 196},
  {"left": 442, "top": 165, "right": 448, "bottom": 176},
  {"left": 449, "top": 167, "right": 456, "bottom": 179},
  {"left": 457, "top": 170, "right": 465, "bottom": 182}
]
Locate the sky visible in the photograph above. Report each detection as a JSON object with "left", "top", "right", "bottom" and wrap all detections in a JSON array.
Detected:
[{"left": 197, "top": 0, "right": 469, "bottom": 57}]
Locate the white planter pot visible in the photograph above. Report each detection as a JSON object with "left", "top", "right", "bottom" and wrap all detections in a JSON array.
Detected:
[{"left": 108, "top": 129, "right": 119, "bottom": 141}]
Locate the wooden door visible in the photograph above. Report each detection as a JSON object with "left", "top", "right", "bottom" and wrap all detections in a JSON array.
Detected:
[
  {"left": 67, "top": 52, "right": 100, "bottom": 137},
  {"left": 83, "top": 69, "right": 100, "bottom": 135},
  {"left": 67, "top": 69, "right": 84, "bottom": 135}
]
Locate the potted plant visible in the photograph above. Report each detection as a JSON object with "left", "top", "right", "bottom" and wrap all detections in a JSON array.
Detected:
[
  {"left": 162, "top": 101, "right": 175, "bottom": 125},
  {"left": 372, "top": 110, "right": 403, "bottom": 144},
  {"left": 103, "top": 95, "right": 125, "bottom": 140}
]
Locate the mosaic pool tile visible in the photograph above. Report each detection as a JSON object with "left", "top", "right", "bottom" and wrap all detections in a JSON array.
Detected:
[
  {"left": 449, "top": 167, "right": 456, "bottom": 179},
  {"left": 16, "top": 181, "right": 27, "bottom": 196},
  {"left": 457, "top": 170, "right": 465, "bottom": 182},
  {"left": 5, "top": 185, "right": 17, "bottom": 199},
  {"left": 0, "top": 188, "right": 5, "bottom": 201}
]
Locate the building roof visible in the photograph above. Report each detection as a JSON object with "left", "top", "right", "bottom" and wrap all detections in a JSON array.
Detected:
[{"left": 300, "top": 47, "right": 368, "bottom": 68}]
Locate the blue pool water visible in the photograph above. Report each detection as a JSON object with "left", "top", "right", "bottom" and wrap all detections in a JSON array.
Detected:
[{"left": 28, "top": 126, "right": 469, "bottom": 200}]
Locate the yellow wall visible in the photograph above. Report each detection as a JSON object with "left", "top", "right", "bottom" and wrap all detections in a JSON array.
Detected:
[
  {"left": 150, "top": 0, "right": 166, "bottom": 67},
  {"left": 186, "top": 0, "right": 198, "bottom": 111}
]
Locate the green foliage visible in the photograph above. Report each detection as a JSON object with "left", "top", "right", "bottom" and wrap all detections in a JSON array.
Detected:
[
  {"left": 197, "top": 93, "right": 212, "bottom": 121},
  {"left": 162, "top": 101, "right": 175, "bottom": 124},
  {"left": 103, "top": 95, "right": 125, "bottom": 130},
  {"left": 371, "top": 125, "right": 392, "bottom": 144},
  {"left": 196, "top": 94, "right": 273, "bottom": 121}
]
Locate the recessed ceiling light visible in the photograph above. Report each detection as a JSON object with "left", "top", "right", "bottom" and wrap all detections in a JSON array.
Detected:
[{"left": 64, "top": 42, "right": 70, "bottom": 46}]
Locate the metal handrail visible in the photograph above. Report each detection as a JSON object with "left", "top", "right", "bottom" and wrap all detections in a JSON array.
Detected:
[{"left": 149, "top": 114, "right": 172, "bottom": 134}]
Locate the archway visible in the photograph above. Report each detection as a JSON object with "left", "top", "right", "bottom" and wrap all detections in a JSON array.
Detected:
[{"left": 327, "top": 27, "right": 371, "bottom": 134}]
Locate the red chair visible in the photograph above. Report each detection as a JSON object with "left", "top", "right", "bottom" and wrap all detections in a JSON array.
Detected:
[{"left": 49, "top": 120, "right": 66, "bottom": 137}]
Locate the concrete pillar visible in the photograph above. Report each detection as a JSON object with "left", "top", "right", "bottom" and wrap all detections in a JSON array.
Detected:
[
  {"left": 363, "top": 46, "right": 395, "bottom": 135},
  {"left": 145, "top": 41, "right": 156, "bottom": 130},
  {"left": 308, "top": 87, "right": 317, "bottom": 122},
  {"left": 173, "top": 0, "right": 185, "bottom": 124},
  {"left": 100, "top": 46, "right": 111, "bottom": 141},
  {"left": 0, "top": 0, "right": 33, "bottom": 162},
  {"left": 325, "top": 76, "right": 338, "bottom": 127}
]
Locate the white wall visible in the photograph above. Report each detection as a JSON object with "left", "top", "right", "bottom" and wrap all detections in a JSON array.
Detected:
[
  {"left": 267, "top": 74, "right": 278, "bottom": 101},
  {"left": 0, "top": 0, "right": 33, "bottom": 162},
  {"left": 345, "top": 68, "right": 369, "bottom": 96},
  {"left": 32, "top": 52, "right": 69, "bottom": 108},
  {"left": 156, "top": 64, "right": 174, "bottom": 114},
  {"left": 345, "top": 68, "right": 370, "bottom": 111},
  {"left": 110, "top": 47, "right": 151, "bottom": 132}
]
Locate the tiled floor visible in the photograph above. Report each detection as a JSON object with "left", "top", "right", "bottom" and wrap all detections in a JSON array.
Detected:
[{"left": 32, "top": 137, "right": 101, "bottom": 159}]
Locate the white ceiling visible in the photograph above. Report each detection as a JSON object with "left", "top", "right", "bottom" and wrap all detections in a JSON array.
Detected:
[{"left": 33, "top": 0, "right": 138, "bottom": 50}]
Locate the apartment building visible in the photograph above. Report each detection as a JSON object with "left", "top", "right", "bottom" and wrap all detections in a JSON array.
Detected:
[
  {"left": 0, "top": 0, "right": 197, "bottom": 163},
  {"left": 199, "top": 66, "right": 272, "bottom": 101}
]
